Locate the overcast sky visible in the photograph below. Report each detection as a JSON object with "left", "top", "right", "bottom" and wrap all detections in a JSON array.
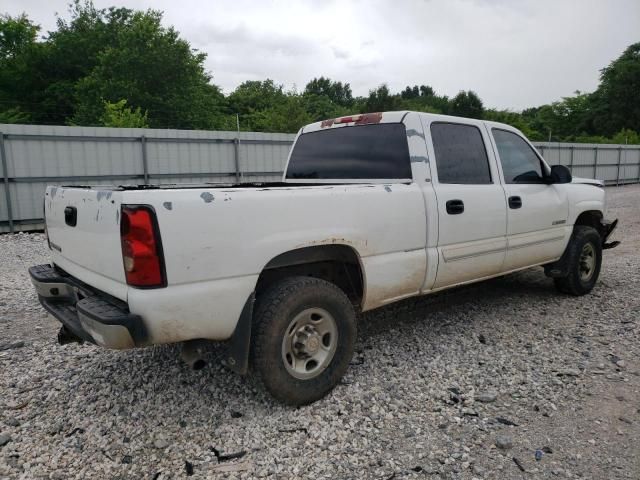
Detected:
[{"left": 4, "top": 0, "right": 639, "bottom": 110}]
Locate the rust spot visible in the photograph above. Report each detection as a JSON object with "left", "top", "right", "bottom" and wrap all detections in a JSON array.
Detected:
[{"left": 163, "top": 201, "right": 173, "bottom": 211}]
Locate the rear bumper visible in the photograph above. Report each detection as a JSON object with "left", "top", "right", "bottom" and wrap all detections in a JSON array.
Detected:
[{"left": 29, "top": 264, "right": 147, "bottom": 349}]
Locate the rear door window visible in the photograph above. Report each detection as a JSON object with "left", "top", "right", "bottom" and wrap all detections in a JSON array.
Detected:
[
  {"left": 430, "top": 123, "right": 492, "bottom": 184},
  {"left": 286, "top": 123, "right": 412, "bottom": 180}
]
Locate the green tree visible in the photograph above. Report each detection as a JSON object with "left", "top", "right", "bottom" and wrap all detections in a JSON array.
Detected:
[
  {"left": 0, "top": 106, "right": 30, "bottom": 123},
  {"left": 70, "top": 5, "right": 226, "bottom": 128},
  {"left": 400, "top": 84, "right": 435, "bottom": 100},
  {"left": 228, "top": 80, "right": 285, "bottom": 115},
  {"left": 302, "top": 93, "right": 350, "bottom": 122},
  {"left": 0, "top": 13, "right": 39, "bottom": 59},
  {"left": 484, "top": 108, "right": 538, "bottom": 139},
  {"left": 304, "top": 77, "right": 353, "bottom": 107},
  {"left": 99, "top": 99, "right": 148, "bottom": 128},
  {"left": 591, "top": 42, "right": 640, "bottom": 136},
  {"left": 450, "top": 90, "right": 484, "bottom": 119},
  {"left": 0, "top": 2, "right": 228, "bottom": 128},
  {"left": 364, "top": 84, "right": 398, "bottom": 112},
  {"left": 396, "top": 84, "right": 449, "bottom": 114},
  {"left": 0, "top": 14, "right": 41, "bottom": 121},
  {"left": 228, "top": 80, "right": 288, "bottom": 130},
  {"left": 611, "top": 128, "right": 640, "bottom": 145},
  {"left": 258, "top": 94, "right": 312, "bottom": 133}
]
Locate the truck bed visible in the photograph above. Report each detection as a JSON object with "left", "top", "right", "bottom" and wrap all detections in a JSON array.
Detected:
[{"left": 44, "top": 181, "right": 427, "bottom": 344}]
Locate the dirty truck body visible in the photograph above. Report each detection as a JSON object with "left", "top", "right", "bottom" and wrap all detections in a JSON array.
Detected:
[{"left": 30, "top": 111, "right": 618, "bottom": 405}]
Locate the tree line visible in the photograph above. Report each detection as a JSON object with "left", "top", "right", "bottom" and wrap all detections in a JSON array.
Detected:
[{"left": 1, "top": 1, "right": 639, "bottom": 144}]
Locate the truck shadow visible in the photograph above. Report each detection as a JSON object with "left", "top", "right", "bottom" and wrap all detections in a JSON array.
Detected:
[{"left": 358, "top": 267, "right": 560, "bottom": 340}]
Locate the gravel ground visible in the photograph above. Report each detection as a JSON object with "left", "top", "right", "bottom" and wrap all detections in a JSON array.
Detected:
[{"left": 1, "top": 184, "right": 639, "bottom": 480}]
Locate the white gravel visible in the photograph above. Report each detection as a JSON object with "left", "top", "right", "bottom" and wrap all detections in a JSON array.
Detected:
[{"left": 1, "top": 185, "right": 639, "bottom": 479}]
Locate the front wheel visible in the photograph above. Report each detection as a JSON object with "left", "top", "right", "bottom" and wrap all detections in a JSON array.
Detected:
[
  {"left": 554, "top": 225, "right": 602, "bottom": 296},
  {"left": 251, "top": 276, "right": 356, "bottom": 405}
]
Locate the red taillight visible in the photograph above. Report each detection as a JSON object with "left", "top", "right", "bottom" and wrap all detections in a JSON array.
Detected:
[{"left": 120, "top": 206, "right": 166, "bottom": 288}]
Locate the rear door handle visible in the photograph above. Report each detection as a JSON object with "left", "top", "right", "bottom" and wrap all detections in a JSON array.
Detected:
[
  {"left": 508, "top": 196, "right": 522, "bottom": 209},
  {"left": 446, "top": 199, "right": 464, "bottom": 215}
]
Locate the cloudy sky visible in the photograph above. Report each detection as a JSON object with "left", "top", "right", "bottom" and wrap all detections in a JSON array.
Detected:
[{"left": 4, "top": 0, "right": 639, "bottom": 110}]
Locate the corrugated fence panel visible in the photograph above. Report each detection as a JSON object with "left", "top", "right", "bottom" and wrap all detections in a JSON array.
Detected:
[
  {"left": 0, "top": 124, "right": 296, "bottom": 232},
  {"left": 533, "top": 142, "right": 640, "bottom": 185},
  {"left": 621, "top": 148, "right": 640, "bottom": 183},
  {"left": 0, "top": 124, "right": 637, "bottom": 233},
  {"left": 0, "top": 183, "right": 8, "bottom": 224}
]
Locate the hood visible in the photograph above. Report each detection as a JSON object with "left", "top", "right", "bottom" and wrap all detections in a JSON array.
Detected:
[{"left": 571, "top": 176, "right": 604, "bottom": 188}]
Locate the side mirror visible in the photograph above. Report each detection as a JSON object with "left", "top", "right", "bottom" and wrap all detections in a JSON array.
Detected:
[{"left": 548, "top": 165, "right": 572, "bottom": 184}]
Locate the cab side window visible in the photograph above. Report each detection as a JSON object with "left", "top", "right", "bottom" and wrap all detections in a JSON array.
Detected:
[
  {"left": 431, "top": 123, "right": 492, "bottom": 184},
  {"left": 492, "top": 129, "right": 544, "bottom": 183}
]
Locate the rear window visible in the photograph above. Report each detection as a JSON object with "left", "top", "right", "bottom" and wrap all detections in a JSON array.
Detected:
[
  {"left": 430, "top": 122, "right": 492, "bottom": 184},
  {"left": 286, "top": 123, "right": 412, "bottom": 180}
]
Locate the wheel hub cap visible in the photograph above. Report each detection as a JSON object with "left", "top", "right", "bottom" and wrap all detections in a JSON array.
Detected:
[
  {"left": 282, "top": 308, "right": 338, "bottom": 380},
  {"left": 579, "top": 242, "right": 596, "bottom": 282}
]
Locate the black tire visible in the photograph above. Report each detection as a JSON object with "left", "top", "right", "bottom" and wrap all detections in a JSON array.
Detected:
[
  {"left": 251, "top": 276, "right": 356, "bottom": 406},
  {"left": 554, "top": 226, "right": 602, "bottom": 296}
]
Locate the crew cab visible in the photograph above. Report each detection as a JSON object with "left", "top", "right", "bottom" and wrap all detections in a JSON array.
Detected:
[{"left": 29, "top": 111, "right": 619, "bottom": 405}]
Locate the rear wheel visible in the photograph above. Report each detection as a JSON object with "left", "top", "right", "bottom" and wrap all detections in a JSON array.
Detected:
[
  {"left": 251, "top": 276, "right": 356, "bottom": 405},
  {"left": 554, "top": 226, "right": 602, "bottom": 296}
]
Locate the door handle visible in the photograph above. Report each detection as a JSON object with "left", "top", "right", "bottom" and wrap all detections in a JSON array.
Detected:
[
  {"left": 446, "top": 199, "right": 464, "bottom": 215},
  {"left": 508, "top": 196, "right": 522, "bottom": 209}
]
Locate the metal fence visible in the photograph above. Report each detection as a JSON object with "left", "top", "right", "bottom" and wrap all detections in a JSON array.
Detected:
[
  {"left": 1, "top": 124, "right": 639, "bottom": 233},
  {"left": 0, "top": 124, "right": 295, "bottom": 233},
  {"left": 535, "top": 142, "right": 640, "bottom": 186}
]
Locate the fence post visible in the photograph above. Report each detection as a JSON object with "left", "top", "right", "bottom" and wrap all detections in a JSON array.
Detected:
[
  {"left": 233, "top": 138, "right": 241, "bottom": 183},
  {"left": 616, "top": 146, "right": 622, "bottom": 186},
  {"left": 140, "top": 135, "right": 149, "bottom": 185},
  {"left": 593, "top": 147, "right": 598, "bottom": 180},
  {"left": 569, "top": 145, "right": 574, "bottom": 173},
  {"left": 0, "top": 132, "right": 14, "bottom": 233}
]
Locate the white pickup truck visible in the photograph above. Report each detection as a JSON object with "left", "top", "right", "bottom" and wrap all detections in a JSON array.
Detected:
[{"left": 30, "top": 111, "right": 619, "bottom": 405}]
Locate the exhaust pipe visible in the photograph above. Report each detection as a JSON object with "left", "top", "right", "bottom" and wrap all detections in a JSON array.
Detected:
[
  {"left": 181, "top": 340, "right": 208, "bottom": 370},
  {"left": 57, "top": 326, "right": 83, "bottom": 345}
]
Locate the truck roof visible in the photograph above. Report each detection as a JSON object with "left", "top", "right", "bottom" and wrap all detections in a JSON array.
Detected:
[{"left": 301, "top": 111, "right": 518, "bottom": 136}]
